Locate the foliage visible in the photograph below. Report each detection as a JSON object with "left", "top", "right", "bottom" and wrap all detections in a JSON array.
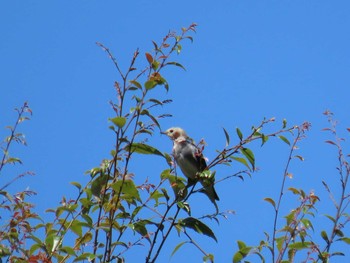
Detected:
[
  {"left": 233, "top": 114, "right": 350, "bottom": 263},
  {"left": 1, "top": 25, "right": 350, "bottom": 263},
  {"left": 0, "top": 102, "right": 40, "bottom": 262}
]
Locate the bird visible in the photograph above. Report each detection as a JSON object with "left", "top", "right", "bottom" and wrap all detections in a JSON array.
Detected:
[{"left": 162, "top": 127, "right": 219, "bottom": 211}]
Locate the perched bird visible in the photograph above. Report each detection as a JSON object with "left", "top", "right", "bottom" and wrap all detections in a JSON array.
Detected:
[{"left": 162, "top": 127, "right": 219, "bottom": 211}]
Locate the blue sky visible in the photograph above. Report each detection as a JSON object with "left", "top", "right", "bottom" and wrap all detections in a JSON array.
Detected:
[{"left": 1, "top": 1, "right": 350, "bottom": 262}]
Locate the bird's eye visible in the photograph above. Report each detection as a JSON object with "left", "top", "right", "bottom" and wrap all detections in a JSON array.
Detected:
[{"left": 169, "top": 129, "right": 173, "bottom": 133}]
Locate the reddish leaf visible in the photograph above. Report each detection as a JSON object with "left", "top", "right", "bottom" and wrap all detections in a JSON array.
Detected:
[{"left": 145, "top": 52, "right": 153, "bottom": 64}]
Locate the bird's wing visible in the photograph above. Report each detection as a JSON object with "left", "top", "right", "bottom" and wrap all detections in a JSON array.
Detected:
[{"left": 182, "top": 140, "right": 207, "bottom": 171}]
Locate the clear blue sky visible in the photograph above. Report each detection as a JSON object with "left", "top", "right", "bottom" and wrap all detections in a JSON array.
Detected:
[{"left": 1, "top": 1, "right": 350, "bottom": 262}]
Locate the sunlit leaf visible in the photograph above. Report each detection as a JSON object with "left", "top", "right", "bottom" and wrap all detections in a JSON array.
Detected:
[
  {"left": 275, "top": 236, "right": 285, "bottom": 251},
  {"left": 241, "top": 147, "right": 255, "bottom": 170},
  {"left": 340, "top": 237, "right": 350, "bottom": 244},
  {"left": 59, "top": 246, "right": 76, "bottom": 256},
  {"left": 144, "top": 80, "right": 158, "bottom": 90},
  {"left": 288, "top": 187, "right": 300, "bottom": 195},
  {"left": 288, "top": 241, "right": 312, "bottom": 250},
  {"left": 177, "top": 201, "right": 190, "bottom": 215},
  {"left": 233, "top": 251, "right": 244, "bottom": 263},
  {"left": 176, "top": 44, "right": 182, "bottom": 54},
  {"left": 73, "top": 252, "right": 96, "bottom": 262},
  {"left": 4, "top": 157, "right": 22, "bottom": 165},
  {"left": 278, "top": 135, "right": 290, "bottom": 145},
  {"left": 109, "top": 117, "right": 127, "bottom": 128},
  {"left": 236, "top": 128, "right": 243, "bottom": 141},
  {"left": 112, "top": 179, "right": 141, "bottom": 202},
  {"left": 261, "top": 134, "right": 269, "bottom": 146},
  {"left": 301, "top": 218, "right": 313, "bottom": 230},
  {"left": 203, "top": 254, "right": 214, "bottom": 263},
  {"left": 263, "top": 197, "right": 276, "bottom": 209},
  {"left": 71, "top": 220, "right": 83, "bottom": 237},
  {"left": 231, "top": 156, "right": 251, "bottom": 171},
  {"left": 237, "top": 240, "right": 247, "bottom": 250},
  {"left": 171, "top": 241, "right": 188, "bottom": 257}
]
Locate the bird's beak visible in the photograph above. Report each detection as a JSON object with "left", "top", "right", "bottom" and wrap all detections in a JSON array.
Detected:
[{"left": 160, "top": 131, "right": 167, "bottom": 135}]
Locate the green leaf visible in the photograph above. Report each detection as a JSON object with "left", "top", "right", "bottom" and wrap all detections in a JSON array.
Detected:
[
  {"left": 263, "top": 197, "right": 276, "bottom": 209},
  {"left": 233, "top": 241, "right": 252, "bottom": 263},
  {"left": 71, "top": 220, "right": 83, "bottom": 237},
  {"left": 278, "top": 135, "right": 290, "bottom": 145},
  {"left": 126, "top": 143, "right": 164, "bottom": 157},
  {"left": 5, "top": 157, "right": 22, "bottom": 165},
  {"left": 73, "top": 252, "right": 95, "bottom": 262},
  {"left": 275, "top": 236, "right": 285, "bottom": 251},
  {"left": 236, "top": 128, "right": 243, "bottom": 141},
  {"left": 109, "top": 117, "right": 127, "bottom": 128},
  {"left": 130, "top": 80, "right": 142, "bottom": 89},
  {"left": 231, "top": 156, "right": 251, "bottom": 171},
  {"left": 233, "top": 251, "right": 244, "bottom": 263},
  {"left": 59, "top": 246, "right": 77, "bottom": 256},
  {"left": 288, "top": 187, "right": 300, "bottom": 195},
  {"left": 141, "top": 109, "right": 160, "bottom": 129},
  {"left": 112, "top": 179, "right": 141, "bottom": 202},
  {"left": 171, "top": 241, "right": 188, "bottom": 257},
  {"left": 177, "top": 201, "right": 191, "bottom": 215},
  {"left": 203, "top": 254, "right": 214, "bottom": 263},
  {"left": 152, "top": 61, "right": 160, "bottom": 70},
  {"left": 241, "top": 147, "right": 255, "bottom": 170},
  {"left": 91, "top": 173, "right": 109, "bottom": 197},
  {"left": 321, "top": 230, "right": 329, "bottom": 244},
  {"left": 70, "top": 181, "right": 81, "bottom": 190},
  {"left": 176, "top": 44, "right": 182, "bottom": 54},
  {"left": 133, "top": 221, "right": 149, "bottom": 239},
  {"left": 261, "top": 134, "right": 269, "bottom": 146},
  {"left": 324, "top": 214, "right": 336, "bottom": 223},
  {"left": 165, "top": 61, "right": 186, "bottom": 71},
  {"left": 301, "top": 218, "right": 314, "bottom": 231},
  {"left": 335, "top": 229, "right": 344, "bottom": 237},
  {"left": 161, "top": 188, "right": 170, "bottom": 201},
  {"left": 288, "top": 241, "right": 312, "bottom": 250},
  {"left": 340, "top": 237, "right": 350, "bottom": 244},
  {"left": 223, "top": 127, "right": 230, "bottom": 147},
  {"left": 29, "top": 243, "right": 42, "bottom": 255},
  {"left": 282, "top": 118, "right": 287, "bottom": 128},
  {"left": 144, "top": 80, "right": 158, "bottom": 90},
  {"left": 180, "top": 217, "right": 217, "bottom": 242},
  {"left": 237, "top": 240, "right": 247, "bottom": 250}
]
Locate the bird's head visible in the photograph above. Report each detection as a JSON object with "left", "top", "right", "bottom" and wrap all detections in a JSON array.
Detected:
[{"left": 162, "top": 127, "right": 188, "bottom": 140}]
